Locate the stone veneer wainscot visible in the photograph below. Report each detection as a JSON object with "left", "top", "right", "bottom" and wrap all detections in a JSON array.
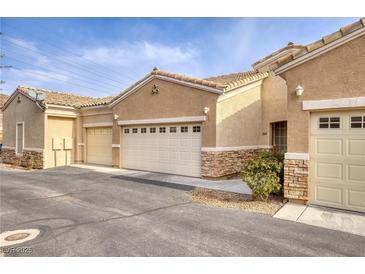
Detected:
[
  {"left": 1, "top": 148, "right": 44, "bottom": 169},
  {"left": 201, "top": 148, "right": 267, "bottom": 178},
  {"left": 283, "top": 158, "right": 309, "bottom": 202}
]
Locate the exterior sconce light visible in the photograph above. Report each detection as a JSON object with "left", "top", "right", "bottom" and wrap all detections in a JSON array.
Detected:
[
  {"left": 203, "top": 107, "right": 210, "bottom": 114},
  {"left": 295, "top": 84, "right": 304, "bottom": 97},
  {"left": 114, "top": 114, "right": 119, "bottom": 120}
]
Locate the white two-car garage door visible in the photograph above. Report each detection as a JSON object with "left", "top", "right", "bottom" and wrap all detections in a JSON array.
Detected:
[
  {"left": 87, "top": 127, "right": 112, "bottom": 166},
  {"left": 310, "top": 111, "right": 365, "bottom": 212},
  {"left": 122, "top": 124, "right": 202, "bottom": 177}
]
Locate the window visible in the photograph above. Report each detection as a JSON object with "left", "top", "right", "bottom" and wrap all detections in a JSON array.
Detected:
[
  {"left": 272, "top": 121, "right": 287, "bottom": 153},
  {"left": 181, "top": 126, "right": 188, "bottom": 133},
  {"left": 16, "top": 122, "right": 24, "bottom": 154},
  {"left": 124, "top": 128, "right": 130, "bottom": 134},
  {"left": 159, "top": 127, "right": 166, "bottom": 133},
  {"left": 193, "top": 126, "right": 201, "bottom": 133},
  {"left": 319, "top": 117, "right": 340, "bottom": 129},
  {"left": 351, "top": 116, "right": 365, "bottom": 128},
  {"left": 141, "top": 128, "right": 147, "bottom": 133},
  {"left": 132, "top": 128, "right": 138, "bottom": 133},
  {"left": 150, "top": 128, "right": 156, "bottom": 133},
  {"left": 169, "top": 127, "right": 177, "bottom": 133}
]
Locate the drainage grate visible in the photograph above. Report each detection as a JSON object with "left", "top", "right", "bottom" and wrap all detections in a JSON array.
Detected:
[{"left": 0, "top": 229, "right": 40, "bottom": 247}]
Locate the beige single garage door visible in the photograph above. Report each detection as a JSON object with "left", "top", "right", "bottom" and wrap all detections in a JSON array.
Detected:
[
  {"left": 87, "top": 127, "right": 112, "bottom": 166},
  {"left": 310, "top": 110, "right": 365, "bottom": 212},
  {"left": 123, "top": 124, "right": 202, "bottom": 177}
]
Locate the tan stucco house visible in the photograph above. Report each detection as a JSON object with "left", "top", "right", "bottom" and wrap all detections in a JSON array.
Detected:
[
  {"left": 0, "top": 93, "right": 10, "bottom": 143},
  {"left": 1, "top": 18, "right": 364, "bottom": 213}
]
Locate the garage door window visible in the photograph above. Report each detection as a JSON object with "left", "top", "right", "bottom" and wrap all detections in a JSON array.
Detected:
[
  {"left": 159, "top": 127, "right": 166, "bottom": 133},
  {"left": 124, "top": 128, "right": 129, "bottom": 134},
  {"left": 193, "top": 126, "right": 201, "bottom": 133},
  {"left": 132, "top": 128, "right": 138, "bottom": 133},
  {"left": 150, "top": 128, "right": 156, "bottom": 133},
  {"left": 170, "top": 127, "right": 177, "bottom": 133},
  {"left": 319, "top": 117, "right": 340, "bottom": 129},
  {"left": 350, "top": 116, "right": 365, "bottom": 129},
  {"left": 181, "top": 126, "right": 188, "bottom": 133},
  {"left": 141, "top": 128, "right": 147, "bottom": 133}
]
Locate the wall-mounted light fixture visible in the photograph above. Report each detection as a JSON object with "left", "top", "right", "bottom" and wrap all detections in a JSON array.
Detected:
[
  {"left": 203, "top": 107, "right": 210, "bottom": 114},
  {"left": 114, "top": 114, "right": 119, "bottom": 120},
  {"left": 295, "top": 84, "right": 304, "bottom": 97}
]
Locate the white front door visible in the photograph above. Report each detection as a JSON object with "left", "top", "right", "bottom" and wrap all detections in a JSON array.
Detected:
[
  {"left": 122, "top": 124, "right": 202, "bottom": 177},
  {"left": 87, "top": 127, "right": 112, "bottom": 166},
  {"left": 310, "top": 110, "right": 365, "bottom": 212}
]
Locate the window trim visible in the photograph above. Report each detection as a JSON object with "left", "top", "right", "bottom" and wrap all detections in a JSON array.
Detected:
[{"left": 15, "top": 121, "right": 25, "bottom": 155}]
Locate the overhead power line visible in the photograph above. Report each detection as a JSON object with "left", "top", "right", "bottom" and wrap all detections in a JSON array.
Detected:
[
  {"left": 2, "top": 37, "right": 131, "bottom": 88},
  {"left": 3, "top": 49, "right": 123, "bottom": 91},
  {"left": 2, "top": 23, "right": 137, "bottom": 82}
]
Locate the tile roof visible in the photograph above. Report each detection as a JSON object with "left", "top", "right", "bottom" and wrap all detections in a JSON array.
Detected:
[
  {"left": 0, "top": 93, "right": 10, "bottom": 108},
  {"left": 272, "top": 18, "right": 365, "bottom": 70},
  {"left": 205, "top": 70, "right": 269, "bottom": 91},
  {"left": 16, "top": 86, "right": 114, "bottom": 108}
]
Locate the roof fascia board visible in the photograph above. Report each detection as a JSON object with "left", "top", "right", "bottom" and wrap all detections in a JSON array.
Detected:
[
  {"left": 275, "top": 28, "right": 365, "bottom": 75},
  {"left": 1, "top": 90, "right": 44, "bottom": 111},
  {"left": 117, "top": 116, "right": 206, "bottom": 126}
]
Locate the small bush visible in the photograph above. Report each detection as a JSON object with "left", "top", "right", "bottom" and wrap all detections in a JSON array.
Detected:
[{"left": 241, "top": 150, "right": 283, "bottom": 201}]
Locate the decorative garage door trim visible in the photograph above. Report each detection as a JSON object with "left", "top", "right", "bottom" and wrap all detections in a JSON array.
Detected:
[
  {"left": 118, "top": 116, "right": 206, "bottom": 126},
  {"left": 303, "top": 96, "right": 365, "bottom": 111},
  {"left": 310, "top": 110, "right": 365, "bottom": 213},
  {"left": 83, "top": 122, "right": 113, "bottom": 128}
]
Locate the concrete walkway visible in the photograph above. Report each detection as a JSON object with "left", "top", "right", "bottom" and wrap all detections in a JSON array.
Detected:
[
  {"left": 72, "top": 164, "right": 252, "bottom": 195},
  {"left": 274, "top": 202, "right": 365, "bottom": 237}
]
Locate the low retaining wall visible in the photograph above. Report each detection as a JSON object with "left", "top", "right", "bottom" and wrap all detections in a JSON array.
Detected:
[
  {"left": 1, "top": 148, "right": 44, "bottom": 169},
  {"left": 283, "top": 159, "right": 309, "bottom": 202},
  {"left": 201, "top": 148, "right": 266, "bottom": 178}
]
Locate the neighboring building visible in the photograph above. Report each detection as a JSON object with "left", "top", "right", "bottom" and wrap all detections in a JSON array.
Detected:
[
  {"left": 0, "top": 93, "right": 10, "bottom": 144},
  {"left": 1, "top": 18, "right": 364, "bottom": 214},
  {"left": 260, "top": 18, "right": 365, "bottom": 212},
  {"left": 0, "top": 68, "right": 285, "bottom": 176}
]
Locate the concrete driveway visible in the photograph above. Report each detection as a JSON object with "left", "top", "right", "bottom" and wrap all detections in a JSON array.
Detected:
[{"left": 1, "top": 166, "right": 364, "bottom": 256}]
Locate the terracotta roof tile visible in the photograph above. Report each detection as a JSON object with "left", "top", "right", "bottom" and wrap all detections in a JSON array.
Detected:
[
  {"left": 205, "top": 70, "right": 269, "bottom": 91},
  {"left": 16, "top": 86, "right": 114, "bottom": 108},
  {"left": 273, "top": 18, "right": 365, "bottom": 70},
  {"left": 0, "top": 93, "right": 9, "bottom": 108}
]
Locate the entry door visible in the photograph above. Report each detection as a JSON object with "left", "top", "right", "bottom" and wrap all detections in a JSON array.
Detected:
[
  {"left": 87, "top": 127, "right": 112, "bottom": 165},
  {"left": 310, "top": 110, "right": 365, "bottom": 212},
  {"left": 122, "top": 124, "right": 202, "bottom": 177}
]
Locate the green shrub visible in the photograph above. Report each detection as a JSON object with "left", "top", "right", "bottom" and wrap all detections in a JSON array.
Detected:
[{"left": 241, "top": 150, "right": 283, "bottom": 201}]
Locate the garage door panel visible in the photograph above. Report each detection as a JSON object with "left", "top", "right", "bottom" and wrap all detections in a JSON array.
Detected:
[
  {"left": 347, "top": 189, "right": 365, "bottom": 208},
  {"left": 123, "top": 124, "right": 201, "bottom": 177},
  {"left": 315, "top": 138, "right": 343, "bottom": 156},
  {"left": 347, "top": 139, "right": 365, "bottom": 156},
  {"left": 310, "top": 110, "right": 365, "bottom": 213},
  {"left": 87, "top": 127, "right": 112, "bottom": 166},
  {"left": 348, "top": 165, "right": 365, "bottom": 182}
]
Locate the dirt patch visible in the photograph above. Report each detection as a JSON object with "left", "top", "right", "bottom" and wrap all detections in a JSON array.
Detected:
[{"left": 190, "top": 188, "right": 284, "bottom": 216}]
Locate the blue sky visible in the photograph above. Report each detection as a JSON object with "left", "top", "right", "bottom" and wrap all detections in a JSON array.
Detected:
[{"left": 0, "top": 17, "right": 358, "bottom": 97}]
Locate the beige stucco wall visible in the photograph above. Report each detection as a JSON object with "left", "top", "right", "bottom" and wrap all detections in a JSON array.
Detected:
[
  {"left": 112, "top": 78, "right": 219, "bottom": 147},
  {"left": 82, "top": 113, "right": 113, "bottom": 124},
  {"left": 216, "top": 82, "right": 263, "bottom": 147},
  {"left": 2, "top": 93, "right": 45, "bottom": 149},
  {"left": 44, "top": 116, "right": 75, "bottom": 168},
  {"left": 281, "top": 35, "right": 365, "bottom": 153},
  {"left": 260, "top": 72, "right": 288, "bottom": 145}
]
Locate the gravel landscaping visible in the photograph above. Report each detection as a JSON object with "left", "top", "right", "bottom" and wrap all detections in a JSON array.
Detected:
[{"left": 191, "top": 188, "right": 284, "bottom": 216}]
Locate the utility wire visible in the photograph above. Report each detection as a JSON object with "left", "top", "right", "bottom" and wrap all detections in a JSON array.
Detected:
[
  {"left": 10, "top": 66, "right": 113, "bottom": 96},
  {"left": 2, "top": 23, "right": 137, "bottom": 82},
  {"left": 2, "top": 37, "right": 131, "bottom": 88},
  {"left": 3, "top": 49, "right": 123, "bottom": 91}
]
